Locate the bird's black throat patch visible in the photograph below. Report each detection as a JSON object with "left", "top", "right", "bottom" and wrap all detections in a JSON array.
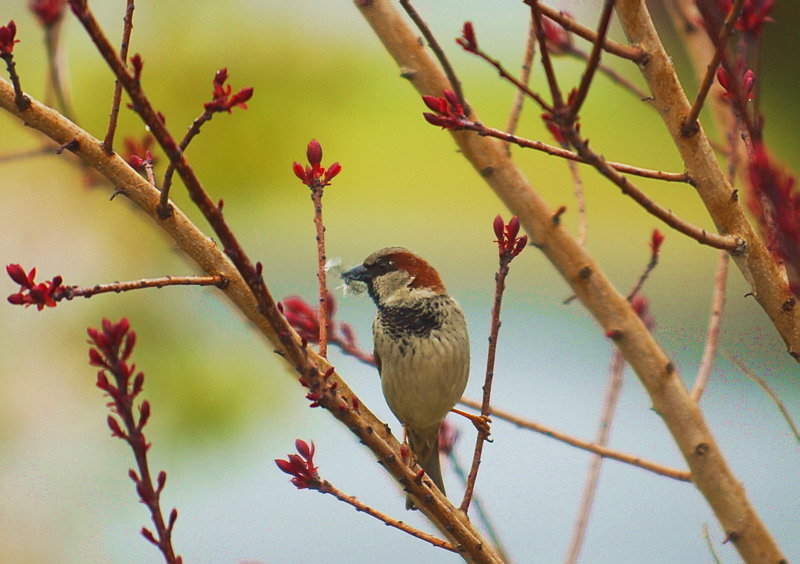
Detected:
[{"left": 377, "top": 298, "right": 444, "bottom": 339}]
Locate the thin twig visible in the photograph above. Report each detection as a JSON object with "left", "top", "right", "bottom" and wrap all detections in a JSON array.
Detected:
[
  {"left": 103, "top": 0, "right": 135, "bottom": 154},
  {"left": 317, "top": 481, "right": 456, "bottom": 552},
  {"left": 55, "top": 274, "right": 225, "bottom": 301},
  {"left": 693, "top": 2, "right": 760, "bottom": 143},
  {"left": 505, "top": 17, "right": 537, "bottom": 140},
  {"left": 567, "top": 158, "right": 588, "bottom": 246},
  {"left": 398, "top": 0, "right": 469, "bottom": 115},
  {"left": 460, "top": 250, "right": 514, "bottom": 513},
  {"left": 458, "top": 397, "right": 692, "bottom": 482},
  {"left": 564, "top": 349, "right": 626, "bottom": 564},
  {"left": 731, "top": 357, "right": 800, "bottom": 443},
  {"left": 160, "top": 110, "right": 214, "bottom": 218},
  {"left": 568, "top": 48, "right": 650, "bottom": 101},
  {"left": 448, "top": 451, "right": 511, "bottom": 562},
  {"left": 460, "top": 120, "right": 691, "bottom": 182},
  {"left": 68, "top": 2, "right": 270, "bottom": 318},
  {"left": 691, "top": 251, "right": 730, "bottom": 402},
  {"left": 562, "top": 129, "right": 741, "bottom": 252},
  {"left": 703, "top": 523, "right": 724, "bottom": 564},
  {"left": 1, "top": 52, "right": 30, "bottom": 111},
  {"left": 529, "top": 1, "right": 563, "bottom": 108},
  {"left": 462, "top": 30, "right": 553, "bottom": 113},
  {"left": 564, "top": 0, "right": 615, "bottom": 123},
  {"left": 143, "top": 156, "right": 157, "bottom": 188},
  {"left": 43, "top": 24, "right": 74, "bottom": 120},
  {"left": 312, "top": 186, "right": 329, "bottom": 357},
  {"left": 332, "top": 334, "right": 374, "bottom": 365},
  {"left": 528, "top": 1, "right": 646, "bottom": 63},
  {"left": 626, "top": 246, "right": 660, "bottom": 302},
  {"left": 681, "top": 0, "right": 744, "bottom": 137}
]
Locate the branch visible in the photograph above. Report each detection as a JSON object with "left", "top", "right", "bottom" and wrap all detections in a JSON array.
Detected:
[
  {"left": 458, "top": 22, "right": 552, "bottom": 113},
  {"left": 504, "top": 17, "right": 536, "bottom": 139},
  {"left": 102, "top": 0, "right": 135, "bottom": 153},
  {"left": 564, "top": 129, "right": 740, "bottom": 251},
  {"left": 731, "top": 357, "right": 800, "bottom": 444},
  {"left": 458, "top": 398, "right": 690, "bottom": 482},
  {"left": 56, "top": 274, "right": 226, "bottom": 301},
  {"left": 525, "top": 1, "right": 646, "bottom": 63},
  {"left": 564, "top": 348, "right": 626, "bottom": 564},
  {"left": 568, "top": 48, "right": 650, "bottom": 101},
  {"left": 318, "top": 481, "right": 456, "bottom": 553},
  {"left": 615, "top": 2, "right": 788, "bottom": 560},
  {"left": 681, "top": 0, "right": 744, "bottom": 137},
  {"left": 399, "top": 0, "right": 469, "bottom": 114},
  {"left": 691, "top": 251, "right": 730, "bottom": 402},
  {"left": 453, "top": 119, "right": 691, "bottom": 183},
  {"left": 356, "top": 1, "right": 786, "bottom": 560},
  {"left": 616, "top": 1, "right": 800, "bottom": 362},
  {"left": 0, "top": 74, "right": 499, "bottom": 564},
  {"left": 564, "top": 0, "right": 615, "bottom": 123},
  {"left": 460, "top": 216, "right": 527, "bottom": 514},
  {"left": 88, "top": 318, "right": 181, "bottom": 563},
  {"left": 42, "top": 22, "right": 75, "bottom": 120}
]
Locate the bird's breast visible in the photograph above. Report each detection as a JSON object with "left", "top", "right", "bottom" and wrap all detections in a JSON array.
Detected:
[{"left": 374, "top": 297, "right": 469, "bottom": 429}]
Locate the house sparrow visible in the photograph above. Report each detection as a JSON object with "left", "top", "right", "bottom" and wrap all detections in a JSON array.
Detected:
[{"left": 342, "top": 247, "right": 469, "bottom": 508}]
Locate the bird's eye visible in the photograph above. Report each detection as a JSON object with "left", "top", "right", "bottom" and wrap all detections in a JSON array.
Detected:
[{"left": 373, "top": 258, "right": 393, "bottom": 273}]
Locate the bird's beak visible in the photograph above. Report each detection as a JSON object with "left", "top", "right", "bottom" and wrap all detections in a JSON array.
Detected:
[{"left": 342, "top": 263, "right": 370, "bottom": 284}]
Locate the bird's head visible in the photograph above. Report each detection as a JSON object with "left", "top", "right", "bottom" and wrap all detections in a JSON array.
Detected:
[{"left": 341, "top": 247, "right": 446, "bottom": 307}]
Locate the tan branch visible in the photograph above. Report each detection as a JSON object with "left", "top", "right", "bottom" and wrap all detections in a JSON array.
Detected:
[
  {"left": 356, "top": 1, "right": 786, "bottom": 561},
  {"left": 616, "top": 1, "right": 800, "bottom": 361},
  {"left": 0, "top": 78, "right": 500, "bottom": 564},
  {"left": 731, "top": 357, "right": 800, "bottom": 444},
  {"left": 458, "top": 398, "right": 690, "bottom": 482},
  {"left": 316, "top": 481, "right": 455, "bottom": 553},
  {"left": 528, "top": 1, "right": 646, "bottom": 63},
  {"left": 691, "top": 251, "right": 730, "bottom": 402}
]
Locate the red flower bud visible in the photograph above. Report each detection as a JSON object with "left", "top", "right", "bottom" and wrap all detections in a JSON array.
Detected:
[
  {"left": 0, "top": 20, "right": 19, "bottom": 55},
  {"left": 306, "top": 139, "right": 322, "bottom": 166}
]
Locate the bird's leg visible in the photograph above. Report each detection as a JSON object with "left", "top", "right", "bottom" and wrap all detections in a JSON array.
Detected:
[
  {"left": 400, "top": 424, "right": 417, "bottom": 468},
  {"left": 451, "top": 408, "right": 492, "bottom": 437}
]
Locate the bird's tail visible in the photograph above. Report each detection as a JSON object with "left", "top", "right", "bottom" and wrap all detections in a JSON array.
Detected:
[{"left": 406, "top": 423, "right": 444, "bottom": 510}]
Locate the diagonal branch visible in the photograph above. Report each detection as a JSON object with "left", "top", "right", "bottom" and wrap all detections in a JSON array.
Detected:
[
  {"left": 525, "top": 1, "right": 646, "bottom": 63},
  {"left": 399, "top": 0, "right": 469, "bottom": 114},
  {"left": 0, "top": 74, "right": 500, "bottom": 564},
  {"left": 563, "top": 129, "right": 741, "bottom": 251},
  {"left": 691, "top": 251, "right": 730, "bottom": 402},
  {"left": 456, "top": 119, "right": 691, "bottom": 183},
  {"left": 681, "top": 0, "right": 744, "bottom": 137},
  {"left": 616, "top": 1, "right": 800, "bottom": 364},
  {"left": 459, "top": 397, "right": 690, "bottom": 482},
  {"left": 564, "top": 0, "right": 616, "bottom": 123},
  {"left": 355, "top": 1, "right": 786, "bottom": 561}
]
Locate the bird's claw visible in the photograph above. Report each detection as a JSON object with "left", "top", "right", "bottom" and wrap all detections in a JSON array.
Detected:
[{"left": 450, "top": 408, "right": 492, "bottom": 437}]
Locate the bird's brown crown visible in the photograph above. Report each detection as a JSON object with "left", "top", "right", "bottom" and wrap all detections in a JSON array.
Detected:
[{"left": 365, "top": 247, "right": 446, "bottom": 294}]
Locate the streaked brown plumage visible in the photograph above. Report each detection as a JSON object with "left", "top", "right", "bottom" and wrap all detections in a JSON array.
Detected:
[{"left": 342, "top": 247, "right": 469, "bottom": 508}]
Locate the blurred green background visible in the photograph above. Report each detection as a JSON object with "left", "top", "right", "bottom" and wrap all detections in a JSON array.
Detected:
[{"left": 1, "top": 1, "right": 798, "bottom": 563}]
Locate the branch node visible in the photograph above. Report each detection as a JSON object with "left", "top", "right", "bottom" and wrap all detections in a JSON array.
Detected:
[{"left": 56, "top": 138, "right": 80, "bottom": 154}]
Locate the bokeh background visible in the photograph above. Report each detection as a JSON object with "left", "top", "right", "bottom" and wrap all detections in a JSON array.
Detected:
[{"left": 1, "top": 1, "right": 798, "bottom": 563}]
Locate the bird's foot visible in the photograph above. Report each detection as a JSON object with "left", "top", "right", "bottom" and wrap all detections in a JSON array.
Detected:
[{"left": 451, "top": 408, "right": 492, "bottom": 437}]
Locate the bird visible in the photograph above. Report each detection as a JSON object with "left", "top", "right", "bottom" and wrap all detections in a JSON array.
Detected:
[{"left": 342, "top": 247, "right": 469, "bottom": 509}]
